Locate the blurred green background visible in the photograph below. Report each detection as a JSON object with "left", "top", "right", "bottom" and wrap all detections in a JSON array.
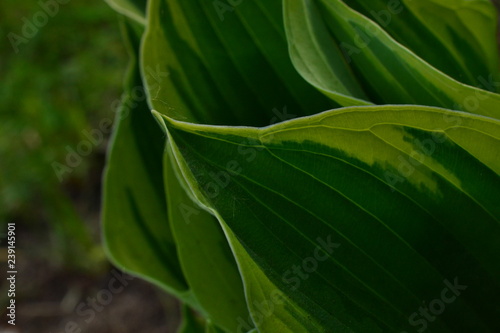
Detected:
[
  {"left": 0, "top": 0, "right": 126, "bottom": 268},
  {"left": 0, "top": 0, "right": 180, "bottom": 331}
]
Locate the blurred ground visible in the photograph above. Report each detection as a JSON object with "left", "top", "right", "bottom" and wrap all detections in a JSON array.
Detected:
[
  {"left": 6, "top": 255, "right": 180, "bottom": 332},
  {"left": 0, "top": 0, "right": 181, "bottom": 332}
]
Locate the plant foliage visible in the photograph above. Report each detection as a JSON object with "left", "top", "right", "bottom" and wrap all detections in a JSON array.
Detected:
[{"left": 102, "top": 0, "right": 500, "bottom": 332}]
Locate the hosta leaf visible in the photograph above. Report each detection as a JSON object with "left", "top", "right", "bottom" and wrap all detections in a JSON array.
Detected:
[
  {"left": 342, "top": 0, "right": 499, "bottom": 87},
  {"left": 104, "top": 0, "right": 147, "bottom": 25},
  {"left": 104, "top": 18, "right": 249, "bottom": 328},
  {"left": 165, "top": 143, "right": 250, "bottom": 332},
  {"left": 141, "top": 0, "right": 335, "bottom": 126},
  {"left": 102, "top": 19, "right": 187, "bottom": 293},
  {"left": 283, "top": 0, "right": 372, "bottom": 106},
  {"left": 159, "top": 105, "right": 500, "bottom": 332},
  {"left": 285, "top": 0, "right": 500, "bottom": 118}
]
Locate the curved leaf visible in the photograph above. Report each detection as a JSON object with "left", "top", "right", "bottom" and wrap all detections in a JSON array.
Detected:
[
  {"left": 165, "top": 143, "right": 250, "bottom": 332},
  {"left": 160, "top": 105, "right": 500, "bottom": 332},
  {"left": 342, "top": 0, "right": 499, "bottom": 87},
  {"left": 285, "top": 0, "right": 500, "bottom": 119},
  {"left": 104, "top": 17, "right": 250, "bottom": 329},
  {"left": 102, "top": 18, "right": 187, "bottom": 294},
  {"left": 283, "top": 0, "right": 372, "bottom": 106},
  {"left": 141, "top": 0, "right": 336, "bottom": 126}
]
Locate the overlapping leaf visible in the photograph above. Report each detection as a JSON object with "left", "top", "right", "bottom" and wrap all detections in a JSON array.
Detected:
[
  {"left": 342, "top": 0, "right": 499, "bottom": 87},
  {"left": 284, "top": 0, "right": 500, "bottom": 119},
  {"left": 141, "top": 0, "right": 336, "bottom": 126},
  {"left": 283, "top": 0, "right": 371, "bottom": 107},
  {"left": 165, "top": 144, "right": 250, "bottom": 332},
  {"left": 103, "top": 15, "right": 250, "bottom": 332},
  {"left": 103, "top": 1, "right": 500, "bottom": 332},
  {"left": 160, "top": 105, "right": 500, "bottom": 332},
  {"left": 102, "top": 18, "right": 187, "bottom": 294}
]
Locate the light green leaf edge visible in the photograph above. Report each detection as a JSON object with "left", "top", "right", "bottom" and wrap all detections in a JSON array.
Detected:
[
  {"left": 165, "top": 142, "right": 251, "bottom": 332},
  {"left": 104, "top": 0, "right": 147, "bottom": 25}
]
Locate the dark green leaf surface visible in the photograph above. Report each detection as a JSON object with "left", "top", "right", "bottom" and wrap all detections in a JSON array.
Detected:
[
  {"left": 283, "top": 0, "right": 372, "bottom": 106},
  {"left": 342, "top": 0, "right": 499, "bottom": 87},
  {"left": 161, "top": 105, "right": 500, "bottom": 332},
  {"left": 230, "top": 228, "right": 323, "bottom": 333},
  {"left": 141, "top": 0, "right": 336, "bottom": 126}
]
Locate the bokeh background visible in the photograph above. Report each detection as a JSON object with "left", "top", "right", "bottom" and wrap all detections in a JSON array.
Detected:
[
  {"left": 0, "top": 0, "right": 180, "bottom": 331},
  {"left": 1, "top": 0, "right": 499, "bottom": 332}
]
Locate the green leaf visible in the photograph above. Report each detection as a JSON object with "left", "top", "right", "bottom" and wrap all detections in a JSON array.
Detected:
[
  {"left": 165, "top": 143, "right": 250, "bottom": 332},
  {"left": 205, "top": 322, "right": 226, "bottom": 333},
  {"left": 161, "top": 105, "right": 500, "bottom": 332},
  {"left": 230, "top": 228, "right": 323, "bottom": 333},
  {"left": 283, "top": 0, "right": 372, "bottom": 106},
  {"left": 102, "top": 18, "right": 188, "bottom": 294},
  {"left": 342, "top": 0, "right": 499, "bottom": 87},
  {"left": 176, "top": 304, "right": 230, "bottom": 333},
  {"left": 177, "top": 304, "right": 206, "bottom": 333},
  {"left": 141, "top": 0, "right": 336, "bottom": 126},
  {"left": 104, "top": 0, "right": 147, "bottom": 25},
  {"left": 284, "top": 0, "right": 500, "bottom": 119}
]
